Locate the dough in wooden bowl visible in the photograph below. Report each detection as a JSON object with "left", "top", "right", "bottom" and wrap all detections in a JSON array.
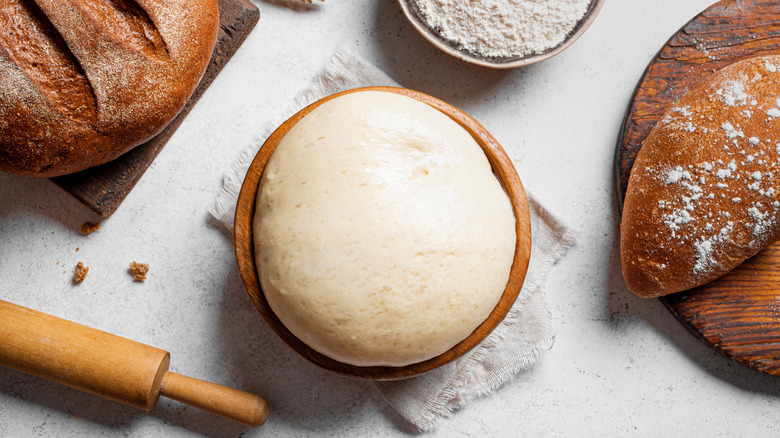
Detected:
[
  {"left": 253, "top": 90, "right": 517, "bottom": 367},
  {"left": 0, "top": 0, "right": 219, "bottom": 177},
  {"left": 621, "top": 55, "right": 780, "bottom": 298}
]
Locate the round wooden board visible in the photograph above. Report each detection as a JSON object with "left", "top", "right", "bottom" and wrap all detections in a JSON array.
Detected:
[{"left": 615, "top": 0, "right": 780, "bottom": 375}]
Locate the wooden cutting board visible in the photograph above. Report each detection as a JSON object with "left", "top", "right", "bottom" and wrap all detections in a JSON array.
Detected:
[
  {"left": 615, "top": 0, "right": 780, "bottom": 375},
  {"left": 50, "top": 0, "right": 260, "bottom": 218}
]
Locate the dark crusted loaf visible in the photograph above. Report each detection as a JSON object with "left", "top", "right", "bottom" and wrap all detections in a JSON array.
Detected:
[{"left": 0, "top": 0, "right": 219, "bottom": 177}]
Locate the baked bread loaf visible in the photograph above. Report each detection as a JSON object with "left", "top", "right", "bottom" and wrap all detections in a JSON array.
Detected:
[
  {"left": 0, "top": 0, "right": 219, "bottom": 177},
  {"left": 621, "top": 55, "right": 780, "bottom": 298},
  {"left": 253, "top": 90, "right": 516, "bottom": 367}
]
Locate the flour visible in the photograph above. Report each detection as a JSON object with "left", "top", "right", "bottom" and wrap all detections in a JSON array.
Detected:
[
  {"left": 641, "top": 58, "right": 780, "bottom": 280},
  {"left": 413, "top": 0, "right": 591, "bottom": 58}
]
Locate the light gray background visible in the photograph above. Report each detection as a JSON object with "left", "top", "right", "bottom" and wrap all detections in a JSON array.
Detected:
[{"left": 2, "top": 0, "right": 777, "bottom": 436}]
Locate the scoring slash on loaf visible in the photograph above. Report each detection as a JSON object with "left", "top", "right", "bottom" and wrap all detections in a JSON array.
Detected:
[
  {"left": 0, "top": 0, "right": 219, "bottom": 177},
  {"left": 621, "top": 55, "right": 780, "bottom": 298}
]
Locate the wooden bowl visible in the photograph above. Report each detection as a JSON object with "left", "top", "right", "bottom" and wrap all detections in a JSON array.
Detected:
[
  {"left": 234, "top": 87, "right": 532, "bottom": 380},
  {"left": 398, "top": 0, "right": 605, "bottom": 69}
]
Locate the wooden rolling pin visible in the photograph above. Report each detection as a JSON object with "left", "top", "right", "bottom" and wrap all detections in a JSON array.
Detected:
[{"left": 0, "top": 299, "right": 268, "bottom": 427}]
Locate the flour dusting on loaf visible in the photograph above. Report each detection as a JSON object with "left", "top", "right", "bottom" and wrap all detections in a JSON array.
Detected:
[
  {"left": 254, "top": 90, "right": 516, "bottom": 367},
  {"left": 621, "top": 55, "right": 780, "bottom": 298}
]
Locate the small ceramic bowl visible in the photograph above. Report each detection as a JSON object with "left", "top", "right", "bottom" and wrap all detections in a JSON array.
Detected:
[
  {"left": 398, "top": 0, "right": 605, "bottom": 69},
  {"left": 234, "top": 87, "right": 532, "bottom": 380}
]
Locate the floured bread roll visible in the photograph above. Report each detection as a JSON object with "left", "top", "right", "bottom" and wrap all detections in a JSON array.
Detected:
[
  {"left": 253, "top": 90, "right": 516, "bottom": 367},
  {"left": 621, "top": 55, "right": 780, "bottom": 298}
]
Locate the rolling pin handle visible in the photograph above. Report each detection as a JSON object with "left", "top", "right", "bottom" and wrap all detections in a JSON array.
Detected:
[{"left": 159, "top": 372, "right": 269, "bottom": 427}]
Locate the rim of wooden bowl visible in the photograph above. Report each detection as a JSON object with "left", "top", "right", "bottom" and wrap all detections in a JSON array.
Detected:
[
  {"left": 234, "top": 86, "right": 532, "bottom": 380},
  {"left": 398, "top": 0, "right": 605, "bottom": 69}
]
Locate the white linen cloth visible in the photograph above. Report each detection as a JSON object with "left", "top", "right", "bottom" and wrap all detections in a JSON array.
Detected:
[{"left": 210, "top": 48, "right": 575, "bottom": 431}]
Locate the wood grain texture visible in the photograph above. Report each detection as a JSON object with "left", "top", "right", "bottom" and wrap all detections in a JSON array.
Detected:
[
  {"left": 160, "top": 372, "right": 269, "bottom": 427},
  {"left": 615, "top": 0, "right": 780, "bottom": 375},
  {"left": 0, "top": 299, "right": 170, "bottom": 410},
  {"left": 50, "top": 0, "right": 260, "bottom": 218},
  {"left": 234, "top": 87, "right": 532, "bottom": 380},
  {"left": 0, "top": 299, "right": 269, "bottom": 426}
]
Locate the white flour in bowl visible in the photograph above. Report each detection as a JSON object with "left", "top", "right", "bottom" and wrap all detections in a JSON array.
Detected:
[{"left": 413, "top": 0, "right": 591, "bottom": 58}]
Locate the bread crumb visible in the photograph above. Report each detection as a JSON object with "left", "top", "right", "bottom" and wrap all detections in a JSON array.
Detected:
[
  {"left": 129, "top": 262, "right": 149, "bottom": 281},
  {"left": 73, "top": 262, "right": 88, "bottom": 284},
  {"left": 80, "top": 222, "right": 100, "bottom": 235}
]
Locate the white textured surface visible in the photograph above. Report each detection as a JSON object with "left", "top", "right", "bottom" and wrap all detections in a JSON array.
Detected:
[{"left": 1, "top": 0, "right": 780, "bottom": 436}]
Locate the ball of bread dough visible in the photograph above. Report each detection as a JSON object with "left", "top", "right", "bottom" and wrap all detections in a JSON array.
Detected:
[{"left": 254, "top": 90, "right": 516, "bottom": 367}]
